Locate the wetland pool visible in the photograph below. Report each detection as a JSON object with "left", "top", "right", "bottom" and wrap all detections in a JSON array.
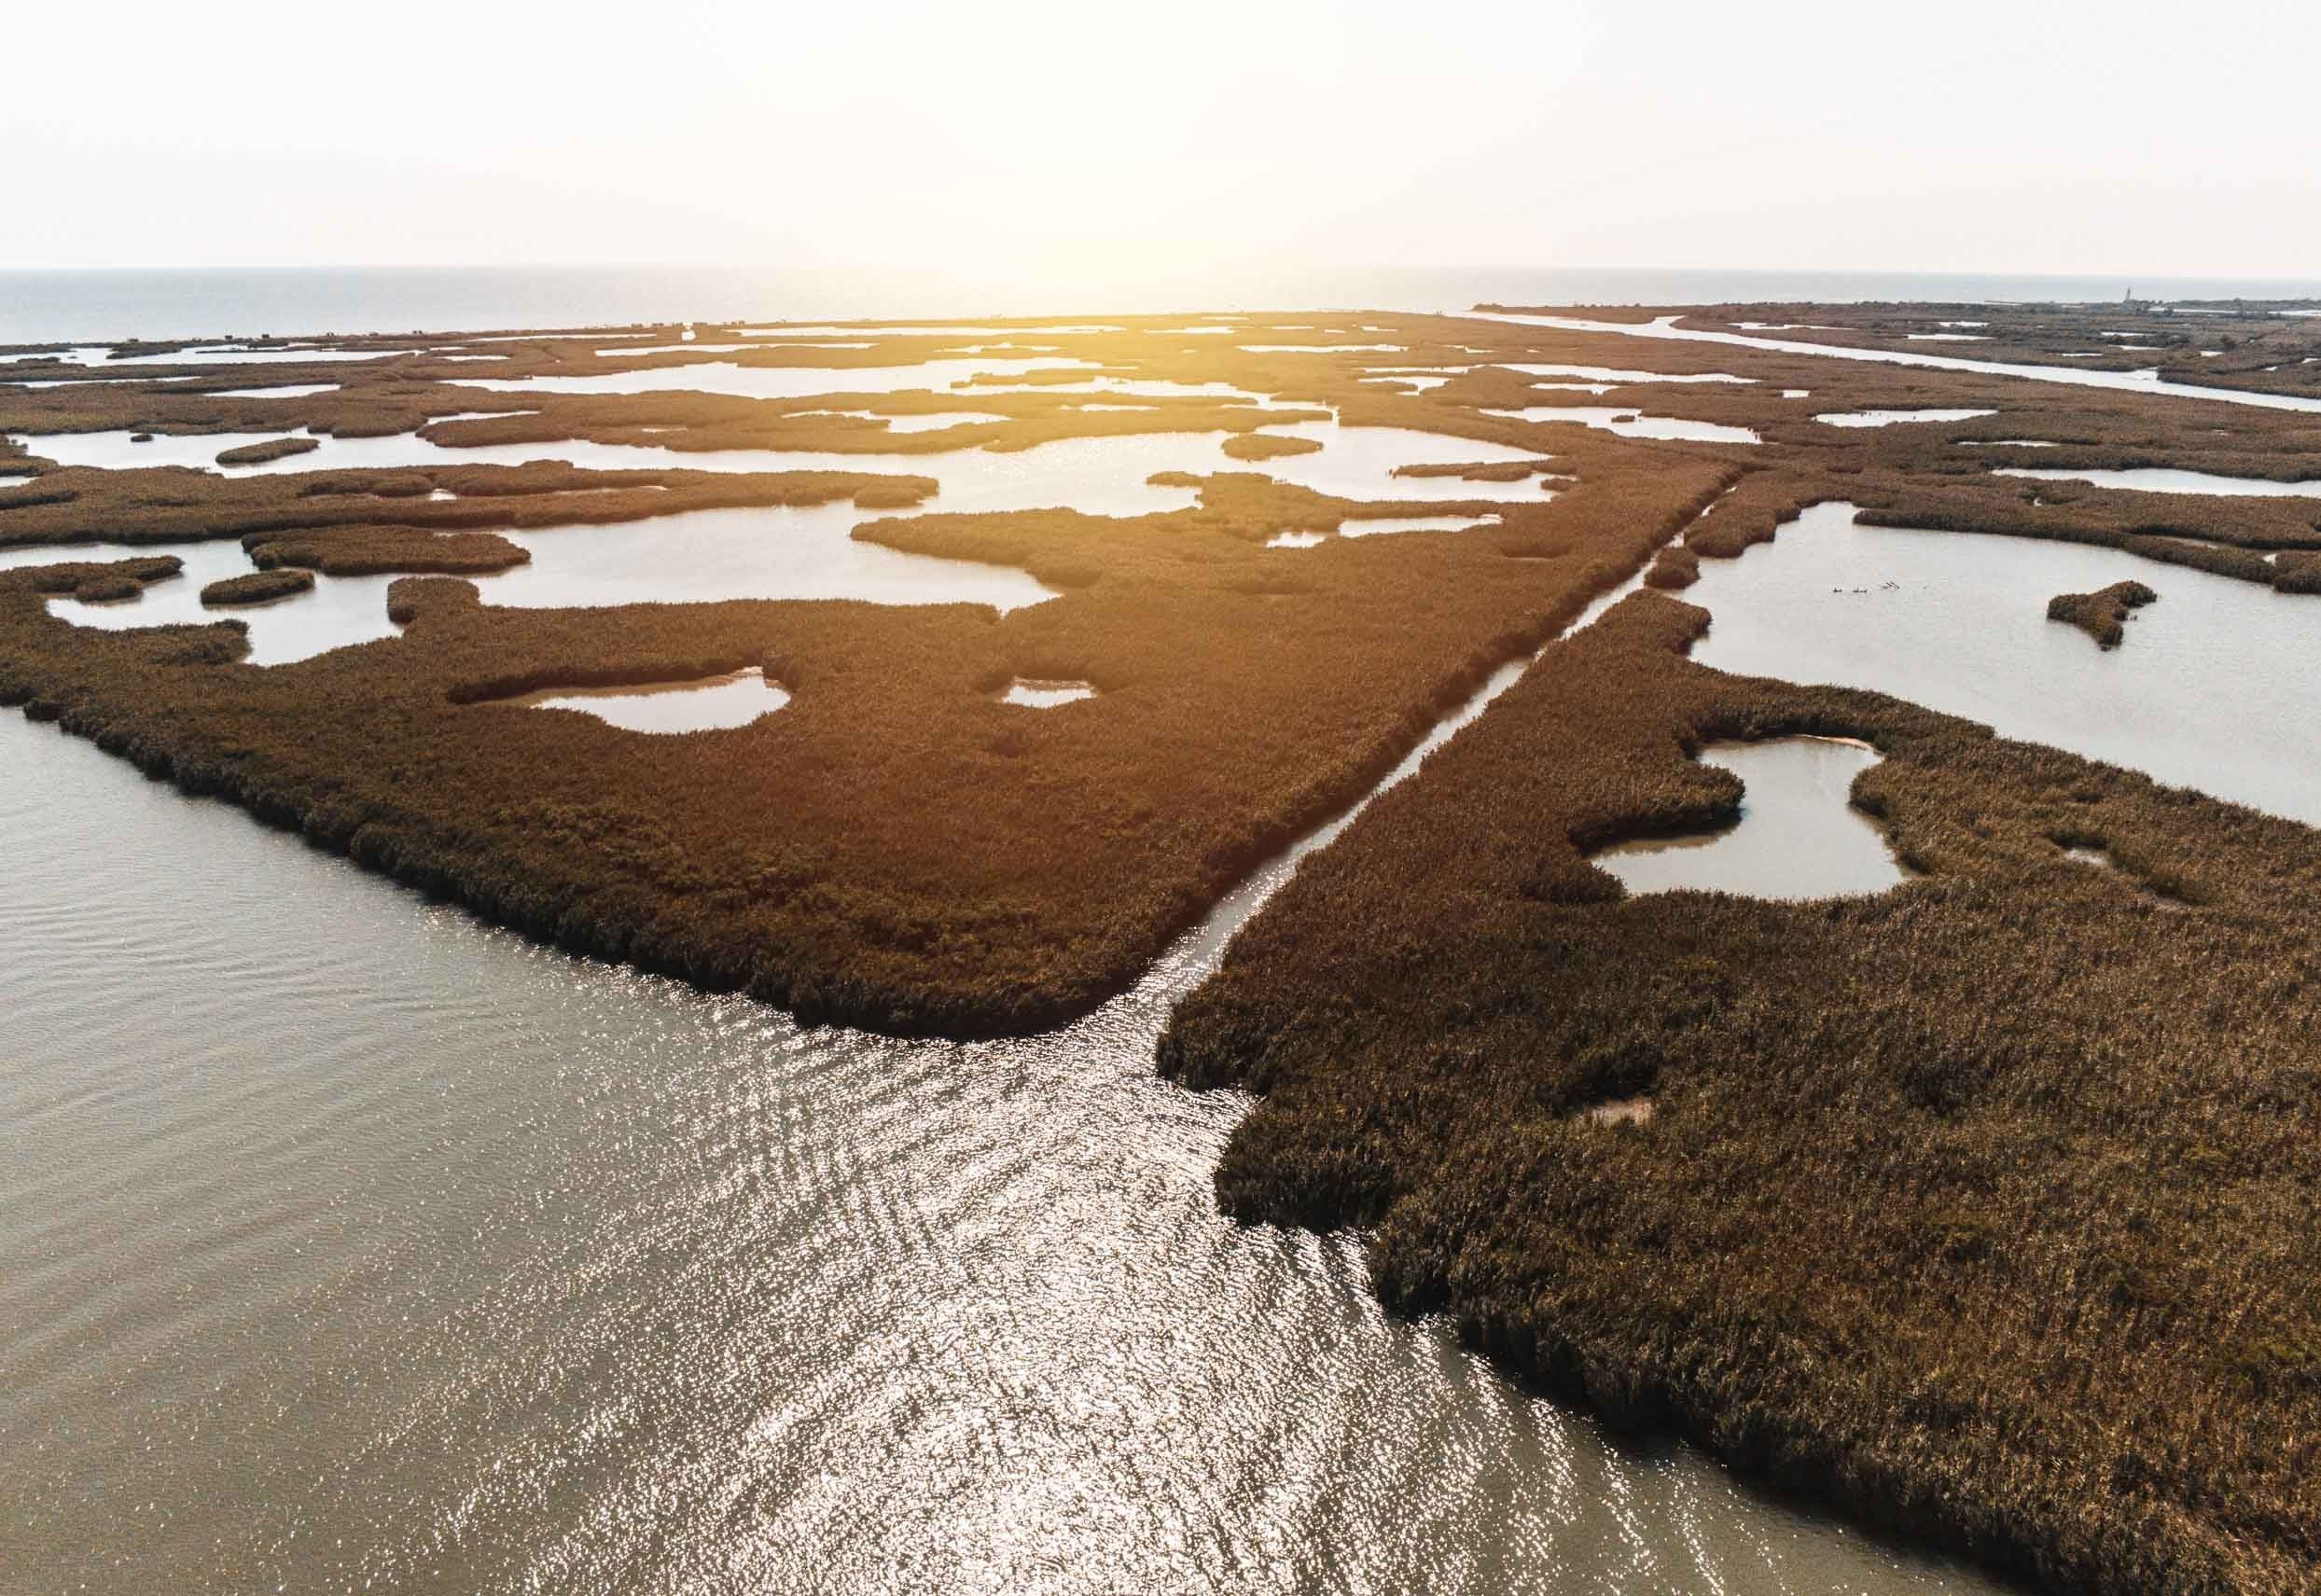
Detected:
[
  {"left": 1592, "top": 737, "right": 1911, "bottom": 900},
  {"left": 1681, "top": 501, "right": 2321, "bottom": 827}
]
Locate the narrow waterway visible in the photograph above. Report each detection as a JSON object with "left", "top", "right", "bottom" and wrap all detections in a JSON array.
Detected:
[
  {"left": 1471, "top": 312, "right": 2321, "bottom": 414},
  {"left": 0, "top": 643, "right": 2006, "bottom": 1595}
]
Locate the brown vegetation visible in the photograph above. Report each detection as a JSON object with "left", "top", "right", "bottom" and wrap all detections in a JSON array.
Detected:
[
  {"left": 9, "top": 302, "right": 2321, "bottom": 1587},
  {"left": 202, "top": 569, "right": 315, "bottom": 606},
  {"left": 214, "top": 437, "right": 321, "bottom": 466},
  {"left": 1220, "top": 433, "right": 1324, "bottom": 461},
  {"left": 2048, "top": 579, "right": 2159, "bottom": 647},
  {"left": 0, "top": 434, "right": 1730, "bottom": 1035},
  {"left": 1159, "top": 592, "right": 2321, "bottom": 1596}
]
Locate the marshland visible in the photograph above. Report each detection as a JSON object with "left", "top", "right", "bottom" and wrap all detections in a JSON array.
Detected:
[{"left": 6, "top": 283, "right": 2321, "bottom": 1596}]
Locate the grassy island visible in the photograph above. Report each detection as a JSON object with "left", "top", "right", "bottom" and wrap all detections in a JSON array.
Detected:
[
  {"left": 2048, "top": 579, "right": 2159, "bottom": 647},
  {"left": 202, "top": 569, "right": 316, "bottom": 606}
]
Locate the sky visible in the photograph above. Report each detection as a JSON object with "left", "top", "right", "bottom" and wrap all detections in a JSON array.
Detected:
[{"left": 8, "top": 0, "right": 2319, "bottom": 282}]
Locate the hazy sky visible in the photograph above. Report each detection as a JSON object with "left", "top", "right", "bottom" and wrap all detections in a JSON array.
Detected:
[{"left": 10, "top": 0, "right": 2317, "bottom": 279}]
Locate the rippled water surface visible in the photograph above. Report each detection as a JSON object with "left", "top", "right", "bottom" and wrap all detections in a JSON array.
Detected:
[{"left": 0, "top": 693, "right": 2003, "bottom": 1594}]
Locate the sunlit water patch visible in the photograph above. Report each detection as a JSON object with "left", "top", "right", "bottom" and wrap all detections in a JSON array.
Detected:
[
  {"left": 206, "top": 382, "right": 343, "bottom": 399},
  {"left": 478, "top": 504, "right": 1053, "bottom": 614},
  {"left": 1482, "top": 406, "right": 1762, "bottom": 445},
  {"left": 787, "top": 409, "right": 1011, "bottom": 433},
  {"left": 1341, "top": 513, "right": 1508, "bottom": 537},
  {"left": 601, "top": 342, "right": 871, "bottom": 355},
  {"left": 740, "top": 324, "right": 1125, "bottom": 339},
  {"left": 39, "top": 541, "right": 406, "bottom": 665},
  {"left": 0, "top": 634, "right": 2004, "bottom": 1596},
  {"left": 9, "top": 422, "right": 529, "bottom": 478},
  {"left": 1497, "top": 361, "right": 1753, "bottom": 386},
  {"left": 503, "top": 667, "right": 790, "bottom": 732},
  {"left": 1247, "top": 423, "right": 1558, "bottom": 500},
  {"left": 1592, "top": 737, "right": 1910, "bottom": 899},
  {"left": 18, "top": 498, "right": 1059, "bottom": 663},
  {"left": 998, "top": 677, "right": 1096, "bottom": 707},
  {"left": 1814, "top": 409, "right": 1997, "bottom": 427},
  {"left": 0, "top": 345, "right": 114, "bottom": 367},
  {"left": 106, "top": 345, "right": 419, "bottom": 367},
  {"left": 1682, "top": 501, "right": 2321, "bottom": 826},
  {"left": 454, "top": 356, "right": 1097, "bottom": 401},
  {"left": 1993, "top": 465, "right": 2321, "bottom": 497}
]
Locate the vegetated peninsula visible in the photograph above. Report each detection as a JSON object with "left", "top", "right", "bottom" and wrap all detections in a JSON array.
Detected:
[
  {"left": 1159, "top": 593, "right": 2321, "bottom": 1596},
  {"left": 4, "top": 301, "right": 2321, "bottom": 1591}
]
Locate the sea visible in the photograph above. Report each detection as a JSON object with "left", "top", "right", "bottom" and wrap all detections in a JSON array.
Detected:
[{"left": 4, "top": 263, "right": 2319, "bottom": 343}]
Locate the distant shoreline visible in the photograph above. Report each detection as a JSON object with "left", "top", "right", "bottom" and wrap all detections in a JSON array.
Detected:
[{"left": 7, "top": 264, "right": 2321, "bottom": 344}]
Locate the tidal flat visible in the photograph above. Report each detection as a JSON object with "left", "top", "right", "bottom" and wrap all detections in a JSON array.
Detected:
[{"left": 6, "top": 300, "right": 2321, "bottom": 1593}]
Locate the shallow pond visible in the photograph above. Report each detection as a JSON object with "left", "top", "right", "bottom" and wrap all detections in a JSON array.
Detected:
[
  {"left": 1815, "top": 409, "right": 1996, "bottom": 427},
  {"left": 1993, "top": 465, "right": 2321, "bottom": 497},
  {"left": 1592, "top": 737, "right": 1910, "bottom": 899},
  {"left": 110, "top": 345, "right": 419, "bottom": 367},
  {"left": 1682, "top": 501, "right": 2321, "bottom": 826},
  {"left": 454, "top": 355, "right": 1097, "bottom": 401},
  {"left": 740, "top": 324, "right": 1125, "bottom": 338},
  {"left": 10, "top": 422, "right": 531, "bottom": 478},
  {"left": 0, "top": 648, "right": 2002, "bottom": 1596},
  {"left": 208, "top": 382, "right": 344, "bottom": 398},
  {"left": 505, "top": 667, "right": 790, "bottom": 732},
  {"left": 1499, "top": 361, "right": 1753, "bottom": 386},
  {"left": 10, "top": 417, "right": 1560, "bottom": 515},
  {"left": 1250, "top": 423, "right": 1559, "bottom": 500},
  {"left": 7, "top": 414, "right": 1603, "bottom": 666},
  {"left": 999, "top": 676, "right": 1096, "bottom": 707},
  {"left": 17, "top": 498, "right": 1058, "bottom": 665},
  {"left": 1481, "top": 405, "right": 1761, "bottom": 445},
  {"left": 39, "top": 542, "right": 408, "bottom": 666},
  {"left": 482, "top": 504, "right": 1055, "bottom": 615}
]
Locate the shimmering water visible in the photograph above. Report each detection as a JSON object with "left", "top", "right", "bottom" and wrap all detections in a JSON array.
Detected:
[{"left": 0, "top": 647, "right": 2004, "bottom": 1596}]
